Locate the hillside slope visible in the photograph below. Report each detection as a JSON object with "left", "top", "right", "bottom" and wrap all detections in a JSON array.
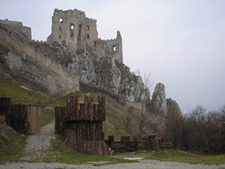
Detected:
[{"left": 0, "top": 79, "right": 135, "bottom": 147}]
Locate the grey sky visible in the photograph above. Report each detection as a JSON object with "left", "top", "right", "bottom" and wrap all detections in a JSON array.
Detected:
[{"left": 0, "top": 0, "right": 225, "bottom": 113}]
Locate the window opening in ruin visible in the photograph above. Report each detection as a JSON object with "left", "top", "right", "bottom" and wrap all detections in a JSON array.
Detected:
[
  {"left": 79, "top": 24, "right": 82, "bottom": 37},
  {"left": 87, "top": 34, "right": 90, "bottom": 39},
  {"left": 113, "top": 45, "right": 116, "bottom": 51},
  {"left": 59, "top": 35, "right": 61, "bottom": 39},
  {"left": 70, "top": 24, "right": 75, "bottom": 30},
  {"left": 86, "top": 26, "right": 89, "bottom": 30},
  {"left": 59, "top": 18, "right": 63, "bottom": 23},
  {"left": 59, "top": 27, "right": 62, "bottom": 31}
]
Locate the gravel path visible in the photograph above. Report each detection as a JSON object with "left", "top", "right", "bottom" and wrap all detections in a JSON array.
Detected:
[
  {"left": 20, "top": 120, "right": 55, "bottom": 160},
  {"left": 26, "top": 120, "right": 55, "bottom": 152},
  {"left": 1, "top": 160, "right": 225, "bottom": 169}
]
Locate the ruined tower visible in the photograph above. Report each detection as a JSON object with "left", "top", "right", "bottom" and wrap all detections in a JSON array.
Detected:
[
  {"left": 47, "top": 9, "right": 123, "bottom": 63},
  {"left": 47, "top": 9, "right": 98, "bottom": 54}
]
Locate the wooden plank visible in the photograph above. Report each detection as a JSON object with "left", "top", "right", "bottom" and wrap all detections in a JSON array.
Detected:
[
  {"left": 0, "top": 97, "right": 11, "bottom": 123},
  {"left": 93, "top": 103, "right": 98, "bottom": 121},
  {"left": 121, "top": 136, "right": 130, "bottom": 142},
  {"left": 27, "top": 105, "right": 41, "bottom": 134},
  {"left": 66, "top": 96, "right": 79, "bottom": 121},
  {"left": 55, "top": 107, "right": 66, "bottom": 134},
  {"left": 63, "top": 129, "right": 114, "bottom": 155}
]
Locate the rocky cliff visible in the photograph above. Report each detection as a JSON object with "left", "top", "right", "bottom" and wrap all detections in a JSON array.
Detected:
[
  {"left": 0, "top": 21, "right": 149, "bottom": 102},
  {"left": 150, "top": 83, "right": 181, "bottom": 114},
  {"left": 0, "top": 22, "right": 79, "bottom": 97}
]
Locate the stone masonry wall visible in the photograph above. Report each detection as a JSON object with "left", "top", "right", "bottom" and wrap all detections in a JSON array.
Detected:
[
  {"left": 0, "top": 19, "right": 31, "bottom": 40},
  {"left": 47, "top": 9, "right": 123, "bottom": 64}
]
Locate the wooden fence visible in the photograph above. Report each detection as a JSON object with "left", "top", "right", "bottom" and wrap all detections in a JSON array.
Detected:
[
  {"left": 55, "top": 96, "right": 114, "bottom": 155},
  {"left": 63, "top": 129, "right": 113, "bottom": 155},
  {"left": 105, "top": 135, "right": 160, "bottom": 153},
  {"left": 0, "top": 97, "right": 41, "bottom": 134},
  {"left": 0, "top": 97, "right": 11, "bottom": 124},
  {"left": 55, "top": 107, "right": 66, "bottom": 134}
]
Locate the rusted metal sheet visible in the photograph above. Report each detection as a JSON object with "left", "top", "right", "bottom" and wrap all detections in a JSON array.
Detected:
[{"left": 63, "top": 129, "right": 114, "bottom": 155}]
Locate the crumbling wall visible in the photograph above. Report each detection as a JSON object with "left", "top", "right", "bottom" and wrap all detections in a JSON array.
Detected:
[
  {"left": 0, "top": 19, "right": 31, "bottom": 40},
  {"left": 47, "top": 9, "right": 98, "bottom": 55},
  {"left": 47, "top": 9, "right": 123, "bottom": 64},
  {"left": 92, "top": 31, "right": 123, "bottom": 63}
]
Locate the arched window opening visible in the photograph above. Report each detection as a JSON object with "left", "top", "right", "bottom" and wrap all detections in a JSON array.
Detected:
[
  {"left": 87, "top": 34, "right": 90, "bottom": 39},
  {"left": 113, "top": 45, "right": 116, "bottom": 51},
  {"left": 86, "top": 26, "right": 89, "bottom": 30},
  {"left": 59, "top": 18, "right": 63, "bottom": 23},
  {"left": 70, "top": 24, "right": 74, "bottom": 30},
  {"left": 59, "top": 35, "right": 61, "bottom": 39},
  {"left": 79, "top": 24, "right": 82, "bottom": 37}
]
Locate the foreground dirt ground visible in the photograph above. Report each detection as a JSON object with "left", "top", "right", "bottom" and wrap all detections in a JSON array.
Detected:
[
  {"left": 1, "top": 120, "right": 225, "bottom": 169},
  {"left": 1, "top": 160, "right": 225, "bottom": 169}
]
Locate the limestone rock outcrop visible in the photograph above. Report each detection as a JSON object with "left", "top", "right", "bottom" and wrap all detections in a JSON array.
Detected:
[
  {"left": 0, "top": 20, "right": 149, "bottom": 101},
  {"left": 166, "top": 98, "right": 182, "bottom": 114},
  {"left": 151, "top": 83, "right": 167, "bottom": 114},
  {"left": 0, "top": 22, "right": 79, "bottom": 96},
  {"left": 149, "top": 83, "right": 181, "bottom": 115}
]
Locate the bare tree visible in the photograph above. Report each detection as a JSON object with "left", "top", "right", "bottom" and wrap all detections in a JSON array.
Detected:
[{"left": 133, "top": 70, "right": 155, "bottom": 140}]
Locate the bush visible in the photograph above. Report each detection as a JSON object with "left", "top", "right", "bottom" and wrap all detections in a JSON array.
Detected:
[{"left": 165, "top": 105, "right": 225, "bottom": 154}]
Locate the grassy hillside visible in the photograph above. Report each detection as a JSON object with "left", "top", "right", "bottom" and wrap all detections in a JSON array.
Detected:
[
  {"left": 0, "top": 79, "right": 135, "bottom": 163},
  {"left": 0, "top": 117, "right": 26, "bottom": 164}
]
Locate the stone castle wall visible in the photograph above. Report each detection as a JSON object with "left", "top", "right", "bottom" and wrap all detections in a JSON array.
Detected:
[
  {"left": 47, "top": 9, "right": 123, "bottom": 63},
  {"left": 0, "top": 19, "right": 31, "bottom": 40}
]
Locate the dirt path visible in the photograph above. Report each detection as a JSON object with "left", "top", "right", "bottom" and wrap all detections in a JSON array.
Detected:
[
  {"left": 1, "top": 160, "right": 225, "bottom": 169},
  {"left": 21, "top": 120, "right": 55, "bottom": 160}
]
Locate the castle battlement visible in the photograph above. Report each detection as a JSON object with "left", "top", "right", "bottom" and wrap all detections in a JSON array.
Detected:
[{"left": 47, "top": 8, "right": 123, "bottom": 63}]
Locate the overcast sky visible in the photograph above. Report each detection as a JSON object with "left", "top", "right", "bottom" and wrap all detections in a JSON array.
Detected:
[{"left": 1, "top": 0, "right": 225, "bottom": 113}]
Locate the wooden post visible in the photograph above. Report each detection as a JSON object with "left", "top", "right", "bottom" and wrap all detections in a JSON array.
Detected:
[
  {"left": 0, "top": 97, "right": 11, "bottom": 124},
  {"left": 66, "top": 96, "right": 79, "bottom": 121}
]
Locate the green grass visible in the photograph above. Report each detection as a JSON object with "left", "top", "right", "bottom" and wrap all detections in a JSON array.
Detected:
[
  {"left": 41, "top": 107, "right": 55, "bottom": 127},
  {"left": 115, "top": 150, "right": 225, "bottom": 165},
  {"left": 1, "top": 79, "right": 225, "bottom": 165},
  {"left": 0, "top": 119, "right": 26, "bottom": 164},
  {"left": 147, "top": 150, "right": 225, "bottom": 165},
  {"left": 0, "top": 79, "right": 64, "bottom": 106},
  {"left": 0, "top": 79, "right": 134, "bottom": 164},
  {"left": 29, "top": 135, "right": 135, "bottom": 165}
]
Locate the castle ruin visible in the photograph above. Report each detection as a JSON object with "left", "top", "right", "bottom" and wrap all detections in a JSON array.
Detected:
[
  {"left": 0, "top": 19, "right": 31, "bottom": 41},
  {"left": 47, "top": 9, "right": 123, "bottom": 63}
]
